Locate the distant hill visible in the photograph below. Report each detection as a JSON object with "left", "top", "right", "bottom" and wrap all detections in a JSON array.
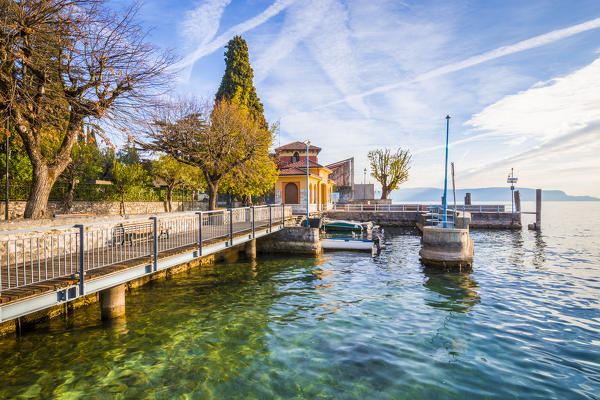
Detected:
[{"left": 391, "top": 187, "right": 600, "bottom": 202}]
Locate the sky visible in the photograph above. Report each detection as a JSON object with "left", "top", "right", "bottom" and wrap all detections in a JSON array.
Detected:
[{"left": 119, "top": 0, "right": 600, "bottom": 197}]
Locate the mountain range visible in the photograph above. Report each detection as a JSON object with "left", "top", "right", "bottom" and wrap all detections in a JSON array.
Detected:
[{"left": 390, "top": 187, "right": 599, "bottom": 202}]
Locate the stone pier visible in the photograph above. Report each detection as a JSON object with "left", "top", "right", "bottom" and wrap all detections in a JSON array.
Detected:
[
  {"left": 245, "top": 238, "right": 257, "bottom": 259},
  {"left": 99, "top": 284, "right": 126, "bottom": 320},
  {"left": 257, "top": 227, "right": 321, "bottom": 255},
  {"left": 419, "top": 227, "right": 474, "bottom": 271}
]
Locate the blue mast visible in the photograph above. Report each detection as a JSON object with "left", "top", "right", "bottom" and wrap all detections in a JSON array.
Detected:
[{"left": 443, "top": 115, "right": 450, "bottom": 228}]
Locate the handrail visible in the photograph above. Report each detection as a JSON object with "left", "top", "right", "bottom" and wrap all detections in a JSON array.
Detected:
[{"left": 0, "top": 205, "right": 292, "bottom": 294}]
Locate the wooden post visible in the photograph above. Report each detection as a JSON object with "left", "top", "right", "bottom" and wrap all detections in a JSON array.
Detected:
[
  {"left": 535, "top": 189, "right": 542, "bottom": 229},
  {"left": 464, "top": 193, "right": 471, "bottom": 205},
  {"left": 514, "top": 190, "right": 521, "bottom": 213},
  {"left": 528, "top": 189, "right": 542, "bottom": 231}
]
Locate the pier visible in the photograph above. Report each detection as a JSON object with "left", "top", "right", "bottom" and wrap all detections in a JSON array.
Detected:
[
  {"left": 0, "top": 205, "right": 292, "bottom": 333},
  {"left": 324, "top": 203, "right": 522, "bottom": 229}
]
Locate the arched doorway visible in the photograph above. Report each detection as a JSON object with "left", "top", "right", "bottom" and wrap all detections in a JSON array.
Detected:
[{"left": 284, "top": 182, "right": 299, "bottom": 204}]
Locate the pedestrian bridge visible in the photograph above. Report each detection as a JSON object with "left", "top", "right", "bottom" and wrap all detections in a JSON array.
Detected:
[{"left": 0, "top": 205, "right": 292, "bottom": 324}]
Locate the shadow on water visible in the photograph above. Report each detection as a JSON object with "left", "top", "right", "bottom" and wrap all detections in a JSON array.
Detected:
[{"left": 421, "top": 266, "right": 480, "bottom": 313}]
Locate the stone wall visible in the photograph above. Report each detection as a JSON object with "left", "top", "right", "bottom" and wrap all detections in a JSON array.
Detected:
[
  {"left": 468, "top": 211, "right": 521, "bottom": 229},
  {"left": 257, "top": 226, "right": 321, "bottom": 255},
  {"left": 0, "top": 200, "right": 208, "bottom": 221}
]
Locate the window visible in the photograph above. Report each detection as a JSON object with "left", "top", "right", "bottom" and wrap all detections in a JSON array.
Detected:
[{"left": 291, "top": 151, "right": 300, "bottom": 163}]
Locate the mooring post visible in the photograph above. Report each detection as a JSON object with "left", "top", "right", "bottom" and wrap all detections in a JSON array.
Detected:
[
  {"left": 465, "top": 193, "right": 471, "bottom": 205},
  {"left": 229, "top": 208, "right": 233, "bottom": 246},
  {"left": 196, "top": 212, "right": 203, "bottom": 256},
  {"left": 150, "top": 217, "right": 158, "bottom": 271},
  {"left": 535, "top": 189, "right": 542, "bottom": 229},
  {"left": 514, "top": 190, "right": 521, "bottom": 213},
  {"left": 75, "top": 224, "right": 84, "bottom": 295}
]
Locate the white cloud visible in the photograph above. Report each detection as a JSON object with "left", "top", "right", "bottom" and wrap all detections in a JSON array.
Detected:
[
  {"left": 318, "top": 16, "right": 600, "bottom": 110},
  {"left": 175, "top": 0, "right": 299, "bottom": 76},
  {"left": 466, "top": 57, "right": 600, "bottom": 141},
  {"left": 254, "top": 0, "right": 331, "bottom": 84},
  {"left": 180, "top": 0, "right": 232, "bottom": 48}
]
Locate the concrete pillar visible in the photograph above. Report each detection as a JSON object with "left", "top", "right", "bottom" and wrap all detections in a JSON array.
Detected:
[
  {"left": 464, "top": 193, "right": 471, "bottom": 205},
  {"left": 245, "top": 239, "right": 256, "bottom": 260},
  {"left": 99, "top": 284, "right": 126, "bottom": 320}
]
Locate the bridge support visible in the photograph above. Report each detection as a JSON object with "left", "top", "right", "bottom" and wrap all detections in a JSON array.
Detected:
[
  {"left": 99, "top": 284, "right": 126, "bottom": 320},
  {"left": 245, "top": 239, "right": 257, "bottom": 260}
]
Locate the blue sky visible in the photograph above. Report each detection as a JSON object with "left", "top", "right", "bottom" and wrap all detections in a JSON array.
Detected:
[{"left": 121, "top": 0, "right": 600, "bottom": 196}]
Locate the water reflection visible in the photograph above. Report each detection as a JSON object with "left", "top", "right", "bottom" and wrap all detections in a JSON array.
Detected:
[
  {"left": 532, "top": 231, "right": 546, "bottom": 268},
  {"left": 422, "top": 267, "right": 480, "bottom": 313}
]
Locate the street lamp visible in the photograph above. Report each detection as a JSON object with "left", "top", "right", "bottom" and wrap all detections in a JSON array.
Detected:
[
  {"left": 303, "top": 140, "right": 310, "bottom": 227},
  {"left": 507, "top": 168, "right": 518, "bottom": 217},
  {"left": 363, "top": 168, "right": 366, "bottom": 201},
  {"left": 442, "top": 115, "right": 450, "bottom": 228}
]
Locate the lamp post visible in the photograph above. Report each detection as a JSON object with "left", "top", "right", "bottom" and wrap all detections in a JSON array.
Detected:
[
  {"left": 442, "top": 115, "right": 450, "bottom": 228},
  {"left": 303, "top": 140, "right": 310, "bottom": 227},
  {"left": 507, "top": 168, "right": 518, "bottom": 217},
  {"left": 363, "top": 168, "right": 366, "bottom": 201}
]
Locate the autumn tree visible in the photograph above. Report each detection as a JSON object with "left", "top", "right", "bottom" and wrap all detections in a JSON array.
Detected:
[
  {"left": 112, "top": 159, "right": 147, "bottom": 215},
  {"left": 220, "top": 152, "right": 278, "bottom": 205},
  {"left": 0, "top": 0, "right": 173, "bottom": 218},
  {"left": 143, "top": 99, "right": 274, "bottom": 210},
  {"left": 152, "top": 155, "right": 205, "bottom": 212},
  {"left": 368, "top": 147, "right": 412, "bottom": 200}
]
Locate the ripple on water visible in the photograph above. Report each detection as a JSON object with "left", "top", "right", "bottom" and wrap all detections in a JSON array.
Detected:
[{"left": 0, "top": 203, "right": 599, "bottom": 399}]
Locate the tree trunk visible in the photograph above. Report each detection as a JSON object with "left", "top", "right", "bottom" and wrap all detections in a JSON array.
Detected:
[
  {"left": 381, "top": 186, "right": 389, "bottom": 200},
  {"left": 24, "top": 163, "right": 56, "bottom": 219},
  {"left": 120, "top": 192, "right": 126, "bottom": 215},
  {"left": 166, "top": 186, "right": 174, "bottom": 212},
  {"left": 207, "top": 181, "right": 218, "bottom": 210},
  {"left": 63, "top": 178, "right": 76, "bottom": 213}
]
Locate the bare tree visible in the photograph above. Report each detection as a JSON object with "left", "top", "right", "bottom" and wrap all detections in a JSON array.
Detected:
[
  {"left": 143, "top": 99, "right": 274, "bottom": 210},
  {"left": 0, "top": 0, "right": 174, "bottom": 218},
  {"left": 368, "top": 147, "right": 412, "bottom": 200}
]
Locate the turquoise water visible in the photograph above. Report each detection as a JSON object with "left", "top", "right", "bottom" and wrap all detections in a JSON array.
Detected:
[{"left": 0, "top": 202, "right": 599, "bottom": 399}]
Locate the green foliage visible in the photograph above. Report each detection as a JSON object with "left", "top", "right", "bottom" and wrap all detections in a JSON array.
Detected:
[
  {"left": 0, "top": 135, "right": 33, "bottom": 183},
  {"left": 367, "top": 147, "right": 412, "bottom": 199},
  {"left": 216, "top": 35, "right": 268, "bottom": 129}
]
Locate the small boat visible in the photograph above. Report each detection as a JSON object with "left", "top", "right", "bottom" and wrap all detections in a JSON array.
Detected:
[
  {"left": 320, "top": 237, "right": 374, "bottom": 251},
  {"left": 323, "top": 219, "right": 364, "bottom": 232}
]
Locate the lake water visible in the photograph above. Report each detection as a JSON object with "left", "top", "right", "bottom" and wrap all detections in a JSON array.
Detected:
[{"left": 0, "top": 202, "right": 598, "bottom": 399}]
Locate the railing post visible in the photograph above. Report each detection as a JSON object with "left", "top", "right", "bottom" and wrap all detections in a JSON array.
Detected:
[
  {"left": 480, "top": 205, "right": 482, "bottom": 212},
  {"left": 196, "top": 212, "right": 203, "bottom": 256},
  {"left": 229, "top": 209, "right": 233, "bottom": 246},
  {"left": 281, "top": 204, "right": 285, "bottom": 228},
  {"left": 76, "top": 224, "right": 84, "bottom": 295},
  {"left": 360, "top": 204, "right": 363, "bottom": 212},
  {"left": 269, "top": 205, "right": 272, "bottom": 231},
  {"left": 251, "top": 206, "right": 255, "bottom": 238},
  {"left": 150, "top": 217, "right": 158, "bottom": 271}
]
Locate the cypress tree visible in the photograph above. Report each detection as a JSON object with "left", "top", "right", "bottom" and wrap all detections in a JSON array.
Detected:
[{"left": 216, "top": 35, "right": 268, "bottom": 129}]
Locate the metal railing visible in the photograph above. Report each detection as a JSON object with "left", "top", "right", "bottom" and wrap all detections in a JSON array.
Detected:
[
  {"left": 0, "top": 205, "right": 291, "bottom": 294},
  {"left": 426, "top": 206, "right": 455, "bottom": 229},
  {"left": 331, "top": 203, "right": 506, "bottom": 213}
]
